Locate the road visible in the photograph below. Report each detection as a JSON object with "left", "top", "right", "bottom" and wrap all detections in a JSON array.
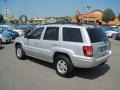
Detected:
[{"left": 0, "top": 39, "right": 120, "bottom": 90}]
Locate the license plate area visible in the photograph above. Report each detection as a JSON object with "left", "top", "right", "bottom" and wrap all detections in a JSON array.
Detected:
[{"left": 99, "top": 46, "right": 108, "bottom": 52}]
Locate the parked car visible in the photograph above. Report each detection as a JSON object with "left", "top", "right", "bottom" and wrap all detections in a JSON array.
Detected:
[
  {"left": 118, "top": 25, "right": 120, "bottom": 29},
  {"left": 106, "top": 28, "right": 119, "bottom": 38},
  {"left": 14, "top": 25, "right": 35, "bottom": 35},
  {"left": 101, "top": 26, "right": 110, "bottom": 33},
  {"left": 0, "top": 26, "right": 19, "bottom": 39},
  {"left": 0, "top": 30, "right": 12, "bottom": 44},
  {"left": 1, "top": 25, "right": 25, "bottom": 36},
  {"left": 15, "top": 24, "right": 111, "bottom": 77},
  {"left": 110, "top": 25, "right": 118, "bottom": 28},
  {"left": 112, "top": 32, "right": 120, "bottom": 40}
]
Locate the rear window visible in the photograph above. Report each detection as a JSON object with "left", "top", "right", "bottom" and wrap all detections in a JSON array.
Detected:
[
  {"left": 63, "top": 27, "right": 83, "bottom": 42},
  {"left": 87, "top": 28, "right": 108, "bottom": 43}
]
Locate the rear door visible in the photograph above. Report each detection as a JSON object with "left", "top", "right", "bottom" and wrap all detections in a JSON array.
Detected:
[
  {"left": 40, "top": 26, "right": 60, "bottom": 62},
  {"left": 87, "top": 28, "right": 110, "bottom": 58}
]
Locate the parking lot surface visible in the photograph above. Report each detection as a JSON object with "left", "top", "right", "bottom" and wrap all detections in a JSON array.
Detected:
[{"left": 0, "top": 39, "right": 120, "bottom": 90}]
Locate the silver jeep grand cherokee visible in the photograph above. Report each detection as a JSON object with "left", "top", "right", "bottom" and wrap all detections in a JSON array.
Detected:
[{"left": 15, "top": 24, "right": 111, "bottom": 77}]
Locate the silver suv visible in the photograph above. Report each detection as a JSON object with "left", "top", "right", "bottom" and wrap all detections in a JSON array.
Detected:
[{"left": 15, "top": 24, "right": 111, "bottom": 77}]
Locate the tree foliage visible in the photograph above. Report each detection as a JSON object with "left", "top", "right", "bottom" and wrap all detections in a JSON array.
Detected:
[
  {"left": 0, "top": 14, "right": 5, "bottom": 24},
  {"left": 118, "top": 14, "right": 120, "bottom": 21},
  {"left": 102, "top": 9, "right": 115, "bottom": 23},
  {"left": 19, "top": 15, "right": 28, "bottom": 24}
]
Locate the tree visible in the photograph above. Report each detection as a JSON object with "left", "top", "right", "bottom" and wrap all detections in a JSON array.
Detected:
[
  {"left": 19, "top": 15, "right": 28, "bottom": 24},
  {"left": 0, "top": 14, "right": 5, "bottom": 24},
  {"left": 29, "top": 19, "right": 34, "bottom": 24},
  {"left": 9, "top": 20, "right": 14, "bottom": 24},
  {"left": 118, "top": 14, "right": 120, "bottom": 21},
  {"left": 102, "top": 9, "right": 115, "bottom": 24},
  {"left": 14, "top": 19, "right": 19, "bottom": 25}
]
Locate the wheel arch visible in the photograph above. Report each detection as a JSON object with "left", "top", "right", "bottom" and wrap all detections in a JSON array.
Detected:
[
  {"left": 15, "top": 42, "right": 22, "bottom": 48},
  {"left": 53, "top": 52, "right": 72, "bottom": 63},
  {"left": 0, "top": 38, "right": 2, "bottom": 44}
]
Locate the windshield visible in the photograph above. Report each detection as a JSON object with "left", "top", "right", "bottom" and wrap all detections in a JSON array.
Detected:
[{"left": 87, "top": 28, "right": 108, "bottom": 43}]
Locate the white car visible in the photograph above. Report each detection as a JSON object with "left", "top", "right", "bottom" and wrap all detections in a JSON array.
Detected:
[
  {"left": 13, "top": 29, "right": 25, "bottom": 36},
  {"left": 0, "top": 25, "right": 25, "bottom": 36},
  {"left": 106, "top": 28, "right": 119, "bottom": 38},
  {"left": 0, "top": 32, "right": 12, "bottom": 44}
]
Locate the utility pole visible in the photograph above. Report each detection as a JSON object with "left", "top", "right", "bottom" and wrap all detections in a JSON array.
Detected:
[
  {"left": 24, "top": 0, "right": 28, "bottom": 24},
  {"left": 86, "top": 6, "right": 91, "bottom": 13},
  {"left": 24, "top": 0, "right": 27, "bottom": 16},
  {"left": 4, "top": 0, "right": 8, "bottom": 24},
  {"left": 0, "top": 0, "right": 3, "bottom": 14}
]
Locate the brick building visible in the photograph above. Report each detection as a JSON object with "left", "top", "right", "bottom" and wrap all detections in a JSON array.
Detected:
[{"left": 71, "top": 10, "right": 120, "bottom": 25}]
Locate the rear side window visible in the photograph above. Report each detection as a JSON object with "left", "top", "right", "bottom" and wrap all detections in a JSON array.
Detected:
[
  {"left": 87, "top": 28, "right": 108, "bottom": 43},
  {"left": 63, "top": 27, "right": 83, "bottom": 42},
  {"left": 43, "top": 27, "right": 59, "bottom": 41}
]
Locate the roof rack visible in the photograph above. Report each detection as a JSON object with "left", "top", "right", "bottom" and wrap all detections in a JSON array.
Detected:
[
  {"left": 42, "top": 22, "right": 98, "bottom": 25},
  {"left": 42, "top": 22, "right": 101, "bottom": 29},
  {"left": 42, "top": 22, "right": 79, "bottom": 25}
]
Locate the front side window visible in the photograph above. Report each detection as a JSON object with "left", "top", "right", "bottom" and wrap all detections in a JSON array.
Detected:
[
  {"left": 28, "top": 27, "right": 44, "bottom": 39},
  {"left": 63, "top": 27, "right": 83, "bottom": 42},
  {"left": 43, "top": 27, "right": 59, "bottom": 41}
]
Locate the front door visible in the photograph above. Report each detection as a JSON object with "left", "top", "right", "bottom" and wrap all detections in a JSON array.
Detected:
[{"left": 24, "top": 27, "right": 44, "bottom": 59}]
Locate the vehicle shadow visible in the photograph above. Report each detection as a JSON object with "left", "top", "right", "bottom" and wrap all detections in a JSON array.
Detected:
[
  {"left": 27, "top": 57, "right": 110, "bottom": 79},
  {"left": 73, "top": 64, "right": 110, "bottom": 79},
  {"left": 3, "top": 41, "right": 14, "bottom": 45},
  {"left": 28, "top": 57, "right": 55, "bottom": 69},
  {"left": 0, "top": 46, "right": 5, "bottom": 49}
]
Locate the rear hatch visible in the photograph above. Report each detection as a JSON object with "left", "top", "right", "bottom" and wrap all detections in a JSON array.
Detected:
[{"left": 87, "top": 28, "right": 110, "bottom": 58}]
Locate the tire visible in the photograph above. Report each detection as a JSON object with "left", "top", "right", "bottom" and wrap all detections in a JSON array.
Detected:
[
  {"left": 16, "top": 45, "right": 26, "bottom": 60},
  {"left": 0, "top": 39, "right": 2, "bottom": 45},
  {"left": 55, "top": 55, "right": 74, "bottom": 77},
  {"left": 113, "top": 36, "right": 117, "bottom": 40}
]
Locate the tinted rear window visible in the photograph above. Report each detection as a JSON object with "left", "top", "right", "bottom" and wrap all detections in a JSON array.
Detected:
[
  {"left": 87, "top": 28, "right": 108, "bottom": 43},
  {"left": 63, "top": 27, "right": 83, "bottom": 42}
]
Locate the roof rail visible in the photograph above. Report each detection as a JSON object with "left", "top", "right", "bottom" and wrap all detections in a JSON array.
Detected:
[
  {"left": 42, "top": 22, "right": 98, "bottom": 25},
  {"left": 42, "top": 22, "right": 80, "bottom": 25}
]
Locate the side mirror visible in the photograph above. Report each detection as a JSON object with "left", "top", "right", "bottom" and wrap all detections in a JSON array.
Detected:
[{"left": 24, "top": 33, "right": 28, "bottom": 38}]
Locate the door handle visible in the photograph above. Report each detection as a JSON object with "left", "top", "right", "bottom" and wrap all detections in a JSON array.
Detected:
[
  {"left": 52, "top": 43, "right": 58, "bottom": 46},
  {"left": 35, "top": 42, "right": 39, "bottom": 44}
]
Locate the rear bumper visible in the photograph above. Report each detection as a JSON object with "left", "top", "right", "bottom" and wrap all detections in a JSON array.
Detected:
[{"left": 71, "top": 50, "right": 111, "bottom": 68}]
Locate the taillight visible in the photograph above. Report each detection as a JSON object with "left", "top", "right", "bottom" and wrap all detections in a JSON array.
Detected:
[{"left": 83, "top": 46, "right": 93, "bottom": 57}]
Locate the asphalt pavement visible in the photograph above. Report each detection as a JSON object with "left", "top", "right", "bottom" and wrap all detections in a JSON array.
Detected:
[{"left": 0, "top": 39, "right": 120, "bottom": 90}]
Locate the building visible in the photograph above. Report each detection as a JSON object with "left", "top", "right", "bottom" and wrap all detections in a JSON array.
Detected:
[
  {"left": 71, "top": 10, "right": 120, "bottom": 25},
  {"left": 30, "top": 17, "right": 46, "bottom": 24},
  {"left": 30, "top": 17, "right": 68, "bottom": 25}
]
